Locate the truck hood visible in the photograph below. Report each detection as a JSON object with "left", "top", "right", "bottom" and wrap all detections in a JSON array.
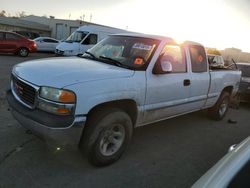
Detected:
[{"left": 13, "top": 57, "right": 135, "bottom": 88}]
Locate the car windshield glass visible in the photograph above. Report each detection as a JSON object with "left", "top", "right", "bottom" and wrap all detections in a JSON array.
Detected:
[
  {"left": 208, "top": 55, "right": 215, "bottom": 64},
  {"left": 237, "top": 64, "right": 250, "bottom": 77},
  {"left": 85, "top": 35, "right": 160, "bottom": 70},
  {"left": 65, "top": 31, "right": 88, "bottom": 43}
]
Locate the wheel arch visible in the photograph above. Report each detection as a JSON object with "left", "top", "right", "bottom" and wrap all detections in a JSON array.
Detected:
[
  {"left": 221, "top": 86, "right": 234, "bottom": 96},
  {"left": 86, "top": 99, "right": 138, "bottom": 126}
]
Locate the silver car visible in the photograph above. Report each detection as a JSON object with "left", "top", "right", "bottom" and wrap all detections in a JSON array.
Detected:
[{"left": 192, "top": 137, "right": 250, "bottom": 188}]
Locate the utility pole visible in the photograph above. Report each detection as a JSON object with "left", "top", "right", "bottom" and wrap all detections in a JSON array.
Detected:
[{"left": 90, "top": 14, "right": 92, "bottom": 22}]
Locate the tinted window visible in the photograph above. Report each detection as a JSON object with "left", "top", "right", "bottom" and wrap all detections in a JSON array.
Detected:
[
  {"left": 227, "top": 160, "right": 250, "bottom": 188},
  {"left": 44, "top": 39, "right": 58, "bottom": 43},
  {"left": 158, "top": 44, "right": 186, "bottom": 73},
  {"left": 6, "top": 33, "right": 22, "bottom": 40},
  {"left": 190, "top": 45, "right": 207, "bottom": 72},
  {"left": 0, "top": 33, "right": 4, "bottom": 39},
  {"left": 82, "top": 34, "right": 98, "bottom": 45},
  {"left": 237, "top": 64, "right": 250, "bottom": 77}
]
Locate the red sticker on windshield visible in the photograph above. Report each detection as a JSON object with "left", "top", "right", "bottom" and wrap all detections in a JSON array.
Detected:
[{"left": 134, "top": 58, "right": 144, "bottom": 65}]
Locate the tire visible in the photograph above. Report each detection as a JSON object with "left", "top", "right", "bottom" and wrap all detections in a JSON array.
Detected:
[
  {"left": 208, "top": 92, "right": 230, "bottom": 120},
  {"left": 80, "top": 108, "right": 133, "bottom": 166},
  {"left": 18, "top": 48, "right": 29, "bottom": 57}
]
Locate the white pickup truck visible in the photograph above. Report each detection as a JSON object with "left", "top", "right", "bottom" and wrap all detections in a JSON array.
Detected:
[{"left": 7, "top": 33, "right": 241, "bottom": 166}]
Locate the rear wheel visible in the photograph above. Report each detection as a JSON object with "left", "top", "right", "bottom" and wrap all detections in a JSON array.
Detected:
[
  {"left": 80, "top": 108, "right": 133, "bottom": 166},
  {"left": 208, "top": 92, "right": 230, "bottom": 120},
  {"left": 18, "top": 48, "right": 29, "bottom": 57}
]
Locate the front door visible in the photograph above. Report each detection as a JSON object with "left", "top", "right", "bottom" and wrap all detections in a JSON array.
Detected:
[{"left": 143, "top": 44, "right": 191, "bottom": 124}]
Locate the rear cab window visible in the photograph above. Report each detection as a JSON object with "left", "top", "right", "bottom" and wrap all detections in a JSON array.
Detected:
[{"left": 189, "top": 45, "right": 207, "bottom": 72}]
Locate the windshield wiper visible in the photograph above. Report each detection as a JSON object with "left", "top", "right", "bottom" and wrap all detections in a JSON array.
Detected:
[
  {"left": 99, "top": 56, "right": 132, "bottom": 69},
  {"left": 83, "top": 51, "right": 97, "bottom": 59},
  {"left": 65, "top": 40, "right": 73, "bottom": 43}
]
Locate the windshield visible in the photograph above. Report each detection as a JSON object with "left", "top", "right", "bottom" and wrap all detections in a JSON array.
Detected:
[
  {"left": 237, "top": 64, "right": 250, "bottom": 77},
  {"left": 65, "top": 31, "right": 88, "bottom": 43},
  {"left": 84, "top": 35, "right": 160, "bottom": 70}
]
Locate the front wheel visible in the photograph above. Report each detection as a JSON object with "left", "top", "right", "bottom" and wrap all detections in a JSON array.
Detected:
[
  {"left": 80, "top": 108, "right": 133, "bottom": 166},
  {"left": 208, "top": 92, "right": 230, "bottom": 120}
]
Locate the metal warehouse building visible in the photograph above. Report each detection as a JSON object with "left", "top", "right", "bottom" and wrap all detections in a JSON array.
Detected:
[
  {"left": 0, "top": 16, "right": 51, "bottom": 36},
  {"left": 21, "top": 15, "right": 85, "bottom": 40}
]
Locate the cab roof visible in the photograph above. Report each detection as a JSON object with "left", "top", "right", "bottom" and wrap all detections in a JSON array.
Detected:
[{"left": 111, "top": 32, "right": 175, "bottom": 42}]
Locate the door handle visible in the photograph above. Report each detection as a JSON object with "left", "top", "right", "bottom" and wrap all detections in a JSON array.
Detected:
[{"left": 183, "top": 79, "right": 191, "bottom": 86}]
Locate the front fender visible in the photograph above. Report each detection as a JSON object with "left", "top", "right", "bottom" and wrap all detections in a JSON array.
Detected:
[{"left": 65, "top": 73, "right": 146, "bottom": 116}]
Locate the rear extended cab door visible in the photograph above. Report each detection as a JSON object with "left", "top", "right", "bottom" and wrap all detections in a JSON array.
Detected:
[
  {"left": 185, "top": 43, "right": 210, "bottom": 110},
  {"left": 143, "top": 41, "right": 192, "bottom": 124}
]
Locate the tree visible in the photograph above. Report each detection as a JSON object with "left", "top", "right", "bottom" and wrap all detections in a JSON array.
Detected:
[
  {"left": 207, "top": 48, "right": 221, "bottom": 55},
  {"left": 0, "top": 10, "right": 6, "bottom": 17},
  {"left": 16, "top": 11, "right": 26, "bottom": 18}
]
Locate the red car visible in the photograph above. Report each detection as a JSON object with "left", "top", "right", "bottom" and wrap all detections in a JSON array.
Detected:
[{"left": 0, "top": 31, "right": 37, "bottom": 57}]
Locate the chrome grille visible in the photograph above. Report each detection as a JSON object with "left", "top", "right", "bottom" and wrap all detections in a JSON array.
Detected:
[{"left": 12, "top": 75, "right": 36, "bottom": 107}]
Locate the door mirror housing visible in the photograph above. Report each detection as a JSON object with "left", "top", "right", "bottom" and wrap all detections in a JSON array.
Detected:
[{"left": 153, "top": 60, "right": 173, "bottom": 74}]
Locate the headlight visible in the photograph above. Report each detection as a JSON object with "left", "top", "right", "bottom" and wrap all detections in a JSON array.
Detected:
[
  {"left": 40, "top": 87, "right": 76, "bottom": 103},
  {"left": 38, "top": 87, "right": 76, "bottom": 115}
]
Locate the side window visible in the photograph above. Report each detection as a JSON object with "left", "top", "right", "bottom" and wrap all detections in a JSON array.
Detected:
[
  {"left": 190, "top": 45, "right": 207, "bottom": 72},
  {"left": 44, "top": 39, "right": 58, "bottom": 43},
  {"left": 158, "top": 44, "right": 186, "bottom": 73},
  {"left": 6, "top": 33, "right": 22, "bottom": 40},
  {"left": 0, "top": 33, "right": 4, "bottom": 40},
  {"left": 82, "top": 34, "right": 98, "bottom": 45}
]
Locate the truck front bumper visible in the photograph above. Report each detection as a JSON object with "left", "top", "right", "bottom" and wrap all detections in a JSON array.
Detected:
[{"left": 7, "top": 90, "right": 86, "bottom": 149}]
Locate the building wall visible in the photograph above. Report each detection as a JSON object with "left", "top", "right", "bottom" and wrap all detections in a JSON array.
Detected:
[
  {"left": 0, "top": 24, "right": 51, "bottom": 37},
  {"left": 220, "top": 48, "right": 250, "bottom": 63},
  {"left": 238, "top": 52, "right": 250, "bottom": 63},
  {"left": 21, "top": 16, "right": 83, "bottom": 39}
]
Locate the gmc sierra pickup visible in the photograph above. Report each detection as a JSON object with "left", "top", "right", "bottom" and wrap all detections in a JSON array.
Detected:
[{"left": 7, "top": 33, "right": 241, "bottom": 166}]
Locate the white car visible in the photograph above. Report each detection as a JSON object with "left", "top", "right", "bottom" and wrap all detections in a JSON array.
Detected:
[
  {"left": 34, "top": 37, "right": 60, "bottom": 52},
  {"left": 192, "top": 136, "right": 250, "bottom": 188}
]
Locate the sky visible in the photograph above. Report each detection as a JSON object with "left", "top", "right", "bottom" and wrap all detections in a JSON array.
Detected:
[{"left": 1, "top": 0, "right": 250, "bottom": 52}]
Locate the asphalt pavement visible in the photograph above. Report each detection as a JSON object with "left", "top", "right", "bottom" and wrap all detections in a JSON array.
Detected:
[{"left": 0, "top": 53, "right": 250, "bottom": 188}]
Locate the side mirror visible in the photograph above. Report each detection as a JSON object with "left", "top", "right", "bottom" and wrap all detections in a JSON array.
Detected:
[
  {"left": 161, "top": 61, "right": 173, "bottom": 72},
  {"left": 153, "top": 60, "right": 173, "bottom": 74}
]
